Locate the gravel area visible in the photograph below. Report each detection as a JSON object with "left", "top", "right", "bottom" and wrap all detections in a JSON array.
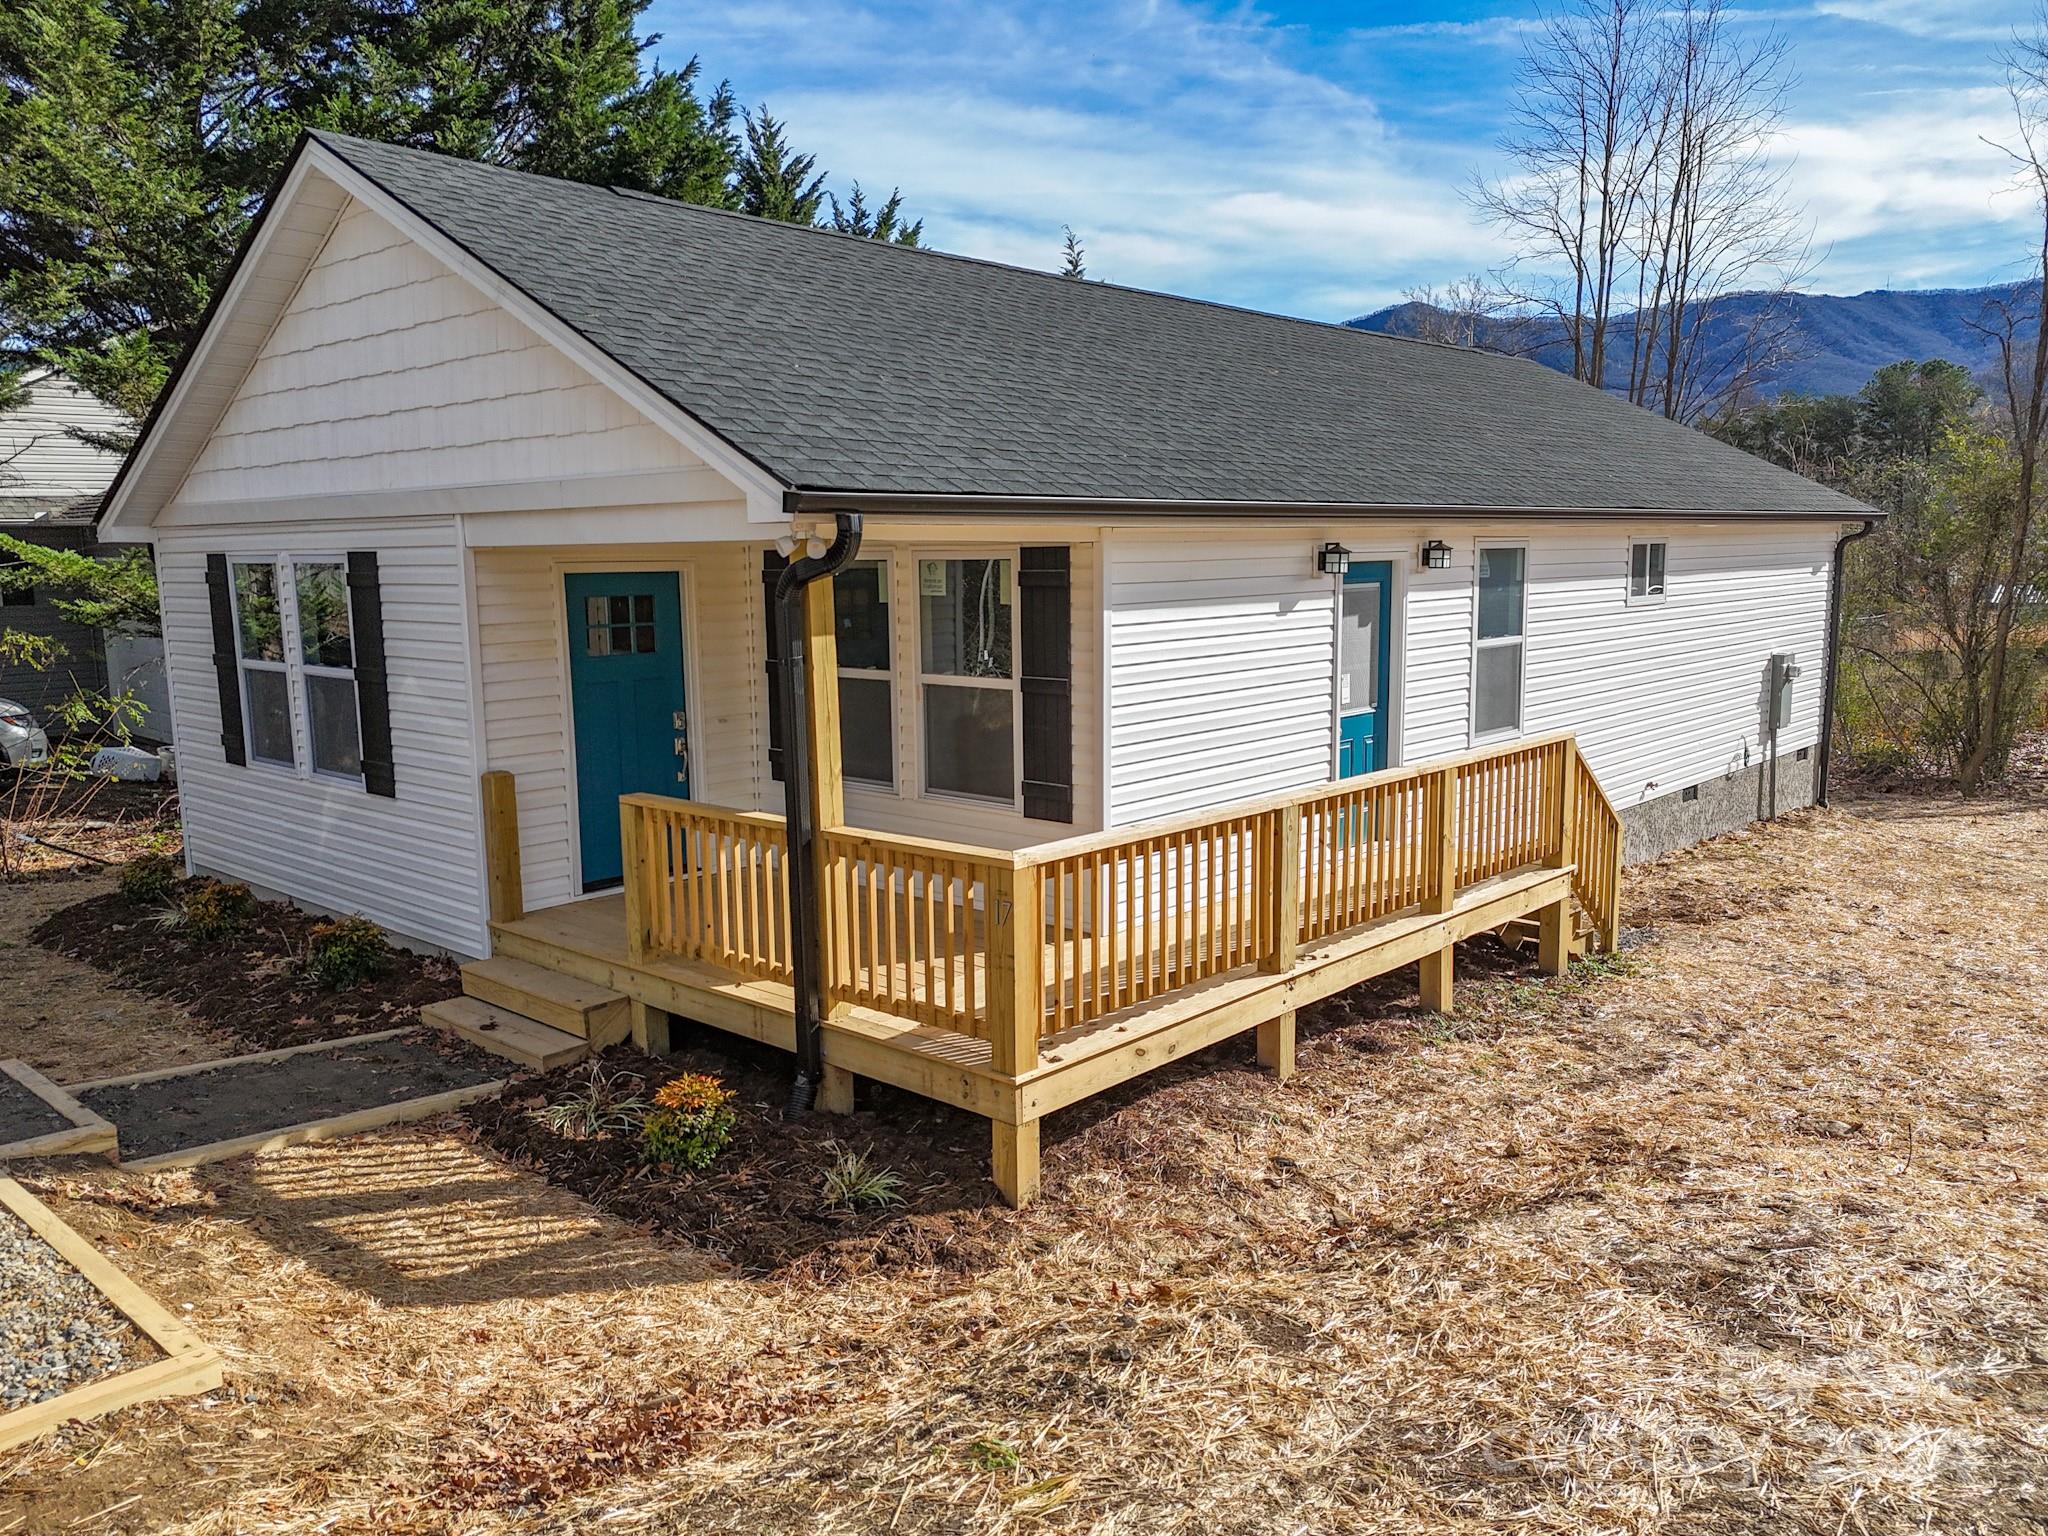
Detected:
[{"left": 0, "top": 1207, "right": 155, "bottom": 1410}]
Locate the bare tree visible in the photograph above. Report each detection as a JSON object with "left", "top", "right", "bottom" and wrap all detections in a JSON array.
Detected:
[
  {"left": 1475, "top": 0, "right": 1812, "bottom": 422},
  {"left": 1398, "top": 276, "right": 1508, "bottom": 346}
]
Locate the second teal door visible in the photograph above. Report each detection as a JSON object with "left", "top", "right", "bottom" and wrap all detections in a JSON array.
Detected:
[
  {"left": 566, "top": 571, "right": 688, "bottom": 889},
  {"left": 1337, "top": 561, "right": 1393, "bottom": 777}
]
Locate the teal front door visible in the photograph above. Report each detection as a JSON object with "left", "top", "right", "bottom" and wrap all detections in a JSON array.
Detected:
[
  {"left": 1337, "top": 561, "right": 1393, "bottom": 777},
  {"left": 566, "top": 571, "right": 688, "bottom": 889}
]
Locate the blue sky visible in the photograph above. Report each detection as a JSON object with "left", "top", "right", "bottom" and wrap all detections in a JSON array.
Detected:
[{"left": 650, "top": 1, "right": 2040, "bottom": 320}]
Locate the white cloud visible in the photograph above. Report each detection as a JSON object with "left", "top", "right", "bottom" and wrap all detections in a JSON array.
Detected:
[{"left": 1810, "top": 1, "right": 2025, "bottom": 43}]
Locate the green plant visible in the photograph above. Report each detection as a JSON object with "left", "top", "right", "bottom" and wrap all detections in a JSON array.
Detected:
[
  {"left": 820, "top": 1144, "right": 907, "bottom": 1211},
  {"left": 305, "top": 914, "right": 390, "bottom": 987},
  {"left": 639, "top": 1072, "right": 738, "bottom": 1170},
  {"left": 531, "top": 1064, "right": 651, "bottom": 1139},
  {"left": 964, "top": 1437, "right": 1022, "bottom": 1474},
  {"left": 117, "top": 853, "right": 179, "bottom": 904},
  {"left": 180, "top": 878, "right": 254, "bottom": 942}
]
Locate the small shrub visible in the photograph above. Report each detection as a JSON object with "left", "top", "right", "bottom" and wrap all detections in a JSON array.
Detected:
[
  {"left": 531, "top": 1064, "right": 650, "bottom": 1139},
  {"left": 964, "top": 1437, "right": 1022, "bottom": 1474},
  {"left": 820, "top": 1145, "right": 906, "bottom": 1211},
  {"left": 117, "top": 854, "right": 179, "bottom": 904},
  {"left": 639, "top": 1072, "right": 738, "bottom": 1170},
  {"left": 181, "top": 878, "right": 254, "bottom": 942},
  {"left": 305, "top": 914, "right": 390, "bottom": 988}
]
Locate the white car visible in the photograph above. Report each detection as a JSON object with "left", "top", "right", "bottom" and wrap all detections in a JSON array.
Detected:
[{"left": 0, "top": 699, "right": 51, "bottom": 768}]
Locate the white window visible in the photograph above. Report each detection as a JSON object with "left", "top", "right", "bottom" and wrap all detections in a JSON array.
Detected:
[
  {"left": 835, "top": 558, "right": 894, "bottom": 788},
  {"left": 1473, "top": 545, "right": 1526, "bottom": 739},
  {"left": 1629, "top": 539, "right": 1668, "bottom": 603},
  {"left": 230, "top": 557, "right": 363, "bottom": 782},
  {"left": 918, "top": 555, "right": 1015, "bottom": 804}
]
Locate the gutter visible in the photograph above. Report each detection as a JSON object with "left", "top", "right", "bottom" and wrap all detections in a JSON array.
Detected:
[
  {"left": 1817, "top": 518, "right": 1878, "bottom": 808},
  {"left": 770, "top": 511, "right": 863, "bottom": 1114}
]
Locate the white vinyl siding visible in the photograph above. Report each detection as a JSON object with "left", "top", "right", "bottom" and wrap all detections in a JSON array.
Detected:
[
  {"left": 157, "top": 518, "right": 486, "bottom": 954},
  {"left": 0, "top": 370, "right": 129, "bottom": 499}
]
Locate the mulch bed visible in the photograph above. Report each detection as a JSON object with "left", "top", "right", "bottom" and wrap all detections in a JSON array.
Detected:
[
  {"left": 76, "top": 1031, "right": 503, "bottom": 1161},
  {"left": 31, "top": 881, "right": 462, "bottom": 1053},
  {"left": 463, "top": 1024, "right": 1007, "bottom": 1281},
  {"left": 0, "top": 1071, "right": 73, "bottom": 1147}
]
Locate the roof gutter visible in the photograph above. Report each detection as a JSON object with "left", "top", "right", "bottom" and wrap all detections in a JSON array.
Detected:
[
  {"left": 784, "top": 488, "right": 1880, "bottom": 523},
  {"left": 771, "top": 510, "right": 864, "bottom": 1115},
  {"left": 1817, "top": 517, "right": 1879, "bottom": 809}
]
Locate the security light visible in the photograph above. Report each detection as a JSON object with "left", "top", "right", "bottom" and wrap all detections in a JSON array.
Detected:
[
  {"left": 1317, "top": 542, "right": 1351, "bottom": 576},
  {"left": 1421, "top": 539, "right": 1452, "bottom": 570}
]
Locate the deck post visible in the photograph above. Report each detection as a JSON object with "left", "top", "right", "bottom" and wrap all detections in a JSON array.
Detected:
[
  {"left": 1257, "top": 1008, "right": 1296, "bottom": 1080},
  {"left": 987, "top": 857, "right": 1043, "bottom": 1207},
  {"left": 1417, "top": 763, "right": 1459, "bottom": 1012},
  {"left": 817, "top": 1063, "right": 856, "bottom": 1114},
  {"left": 993, "top": 1118, "right": 1041, "bottom": 1208},
  {"left": 1419, "top": 945, "right": 1453, "bottom": 1014},
  {"left": 1538, "top": 742, "right": 1579, "bottom": 975},
  {"left": 629, "top": 1000, "right": 672, "bottom": 1055},
  {"left": 620, "top": 799, "right": 651, "bottom": 963},
  {"left": 481, "top": 770, "right": 523, "bottom": 926},
  {"left": 1263, "top": 802, "right": 1302, "bottom": 974},
  {"left": 803, "top": 577, "right": 849, "bottom": 1023}
]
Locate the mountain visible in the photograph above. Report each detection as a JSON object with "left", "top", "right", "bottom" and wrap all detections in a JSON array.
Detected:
[{"left": 1347, "top": 282, "right": 2041, "bottom": 401}]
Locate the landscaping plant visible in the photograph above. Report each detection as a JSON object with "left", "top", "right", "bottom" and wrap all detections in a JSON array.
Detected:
[
  {"left": 305, "top": 915, "right": 390, "bottom": 988},
  {"left": 179, "top": 878, "right": 254, "bottom": 942},
  {"left": 639, "top": 1073, "right": 737, "bottom": 1170},
  {"left": 530, "top": 1063, "right": 651, "bottom": 1140},
  {"left": 820, "top": 1145, "right": 906, "bottom": 1211},
  {"left": 117, "top": 853, "right": 180, "bottom": 904}
]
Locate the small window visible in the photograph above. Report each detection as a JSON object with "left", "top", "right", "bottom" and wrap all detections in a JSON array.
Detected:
[
  {"left": 835, "top": 559, "right": 894, "bottom": 788},
  {"left": 231, "top": 561, "right": 295, "bottom": 766},
  {"left": 1629, "top": 540, "right": 1667, "bottom": 602},
  {"left": 296, "top": 561, "right": 362, "bottom": 780},
  {"left": 1473, "top": 545, "right": 1526, "bottom": 739},
  {"left": 919, "top": 556, "right": 1015, "bottom": 803},
  {"left": 584, "top": 594, "right": 657, "bottom": 656},
  {"left": 1681, "top": 784, "right": 1699, "bottom": 802}
]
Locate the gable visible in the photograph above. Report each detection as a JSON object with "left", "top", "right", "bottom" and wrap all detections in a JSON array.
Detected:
[{"left": 171, "top": 199, "right": 700, "bottom": 509}]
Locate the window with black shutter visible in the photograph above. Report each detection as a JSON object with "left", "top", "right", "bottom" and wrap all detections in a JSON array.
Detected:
[{"left": 1018, "top": 546, "right": 1073, "bottom": 823}]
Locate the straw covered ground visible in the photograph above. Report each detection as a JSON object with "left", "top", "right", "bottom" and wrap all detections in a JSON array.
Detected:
[{"left": 3, "top": 788, "right": 2044, "bottom": 1534}]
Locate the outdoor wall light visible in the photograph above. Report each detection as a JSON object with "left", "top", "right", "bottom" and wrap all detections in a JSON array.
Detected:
[
  {"left": 1421, "top": 538, "right": 1453, "bottom": 570},
  {"left": 1317, "top": 541, "right": 1352, "bottom": 576}
]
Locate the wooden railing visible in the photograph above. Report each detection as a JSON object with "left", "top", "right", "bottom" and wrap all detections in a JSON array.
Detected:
[{"left": 618, "top": 733, "right": 1625, "bottom": 1068}]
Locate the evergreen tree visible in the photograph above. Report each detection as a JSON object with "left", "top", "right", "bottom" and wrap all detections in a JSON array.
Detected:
[
  {"left": 829, "top": 183, "right": 922, "bottom": 246},
  {"left": 736, "top": 106, "right": 826, "bottom": 225},
  {"left": 1059, "top": 225, "right": 1086, "bottom": 279}
]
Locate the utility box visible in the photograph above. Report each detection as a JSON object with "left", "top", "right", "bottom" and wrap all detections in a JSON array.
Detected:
[{"left": 1767, "top": 652, "right": 1801, "bottom": 736}]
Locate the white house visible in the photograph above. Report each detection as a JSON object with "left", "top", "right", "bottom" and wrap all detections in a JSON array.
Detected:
[{"left": 100, "top": 133, "right": 1875, "bottom": 1203}]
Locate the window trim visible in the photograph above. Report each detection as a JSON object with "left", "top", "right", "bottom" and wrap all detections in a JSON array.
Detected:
[
  {"left": 836, "top": 555, "right": 896, "bottom": 792},
  {"left": 226, "top": 554, "right": 366, "bottom": 786},
  {"left": 1470, "top": 541, "right": 1529, "bottom": 745},
  {"left": 914, "top": 548, "right": 1022, "bottom": 810},
  {"left": 1627, "top": 538, "right": 1669, "bottom": 606}
]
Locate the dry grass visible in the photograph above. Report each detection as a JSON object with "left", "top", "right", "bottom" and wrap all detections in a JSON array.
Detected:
[{"left": 5, "top": 791, "right": 2047, "bottom": 1534}]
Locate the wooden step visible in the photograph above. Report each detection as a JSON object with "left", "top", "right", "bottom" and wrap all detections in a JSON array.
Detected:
[
  {"left": 460, "top": 956, "right": 629, "bottom": 1047},
  {"left": 422, "top": 997, "right": 588, "bottom": 1072}
]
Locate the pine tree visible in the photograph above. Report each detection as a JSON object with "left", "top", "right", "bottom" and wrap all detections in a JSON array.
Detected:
[
  {"left": 736, "top": 106, "right": 827, "bottom": 225},
  {"left": 1059, "top": 226, "right": 1086, "bottom": 280},
  {"left": 829, "top": 183, "right": 923, "bottom": 246}
]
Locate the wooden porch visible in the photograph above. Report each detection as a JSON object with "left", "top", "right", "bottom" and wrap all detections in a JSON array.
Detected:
[{"left": 470, "top": 731, "right": 1624, "bottom": 1207}]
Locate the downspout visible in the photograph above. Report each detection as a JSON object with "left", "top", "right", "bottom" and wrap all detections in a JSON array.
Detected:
[
  {"left": 772, "top": 511, "right": 863, "bottom": 1115},
  {"left": 1816, "top": 518, "right": 1877, "bottom": 809}
]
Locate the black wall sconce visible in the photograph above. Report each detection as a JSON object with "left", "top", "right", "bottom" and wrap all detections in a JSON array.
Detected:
[
  {"left": 1317, "top": 541, "right": 1352, "bottom": 576},
  {"left": 1420, "top": 539, "right": 1452, "bottom": 570}
]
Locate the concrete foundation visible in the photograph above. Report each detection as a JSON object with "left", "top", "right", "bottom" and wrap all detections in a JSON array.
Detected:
[{"left": 1619, "top": 747, "right": 1817, "bottom": 865}]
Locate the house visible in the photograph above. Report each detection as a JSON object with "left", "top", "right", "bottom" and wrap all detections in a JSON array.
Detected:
[
  {"left": 0, "top": 369, "right": 167, "bottom": 735},
  {"left": 100, "top": 133, "right": 1875, "bottom": 1203}
]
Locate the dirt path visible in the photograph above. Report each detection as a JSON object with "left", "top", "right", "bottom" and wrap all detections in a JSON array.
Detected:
[
  {"left": 4, "top": 793, "right": 2046, "bottom": 1535},
  {"left": 0, "top": 874, "right": 234, "bottom": 1081}
]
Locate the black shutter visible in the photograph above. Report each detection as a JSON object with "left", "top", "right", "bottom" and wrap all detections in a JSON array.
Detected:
[
  {"left": 346, "top": 551, "right": 397, "bottom": 798},
  {"left": 762, "top": 548, "right": 788, "bottom": 782},
  {"left": 1018, "top": 545, "right": 1074, "bottom": 823},
  {"left": 204, "top": 554, "right": 247, "bottom": 768}
]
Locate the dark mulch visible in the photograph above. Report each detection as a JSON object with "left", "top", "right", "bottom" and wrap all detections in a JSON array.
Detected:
[
  {"left": 77, "top": 1031, "right": 503, "bottom": 1161},
  {"left": 0, "top": 1068, "right": 74, "bottom": 1145},
  {"left": 31, "top": 881, "right": 462, "bottom": 1052},
  {"left": 462, "top": 1022, "right": 1007, "bottom": 1281}
]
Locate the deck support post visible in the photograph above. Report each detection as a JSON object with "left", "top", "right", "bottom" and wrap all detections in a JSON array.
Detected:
[
  {"left": 992, "top": 1118, "right": 1041, "bottom": 1208},
  {"left": 1257, "top": 1008, "right": 1296, "bottom": 1081},
  {"left": 1428, "top": 764, "right": 1458, "bottom": 916},
  {"left": 629, "top": 999, "right": 672, "bottom": 1055},
  {"left": 1536, "top": 900, "right": 1571, "bottom": 976},
  {"left": 1419, "top": 944, "right": 1454, "bottom": 1014},
  {"left": 482, "top": 771, "right": 523, "bottom": 927},
  {"left": 987, "top": 858, "right": 1043, "bottom": 1206},
  {"left": 803, "top": 576, "right": 849, "bottom": 1023},
  {"left": 1539, "top": 742, "right": 1579, "bottom": 976},
  {"left": 620, "top": 800, "right": 651, "bottom": 963},
  {"left": 1263, "top": 803, "right": 1302, "bottom": 974},
  {"left": 818, "top": 1063, "right": 855, "bottom": 1114}
]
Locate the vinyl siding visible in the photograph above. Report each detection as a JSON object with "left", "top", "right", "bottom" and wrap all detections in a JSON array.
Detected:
[
  {"left": 176, "top": 199, "right": 697, "bottom": 507},
  {"left": 0, "top": 525, "right": 110, "bottom": 712},
  {"left": 157, "top": 519, "right": 487, "bottom": 954},
  {"left": 0, "top": 371, "right": 128, "bottom": 499}
]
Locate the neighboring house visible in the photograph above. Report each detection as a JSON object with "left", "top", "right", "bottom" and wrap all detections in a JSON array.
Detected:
[
  {"left": 0, "top": 369, "right": 167, "bottom": 735},
  {"left": 100, "top": 134, "right": 1876, "bottom": 1203}
]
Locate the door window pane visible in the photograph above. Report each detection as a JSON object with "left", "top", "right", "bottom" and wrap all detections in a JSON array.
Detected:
[
  {"left": 307, "top": 673, "right": 363, "bottom": 778},
  {"left": 924, "top": 685, "right": 1014, "bottom": 800},
  {"left": 835, "top": 561, "right": 890, "bottom": 671},
  {"left": 919, "top": 559, "right": 1011, "bottom": 678},
  {"left": 233, "top": 562, "right": 285, "bottom": 661},
  {"left": 243, "top": 666, "right": 294, "bottom": 765},
  {"left": 1477, "top": 547, "right": 1526, "bottom": 640},
  {"left": 1338, "top": 583, "right": 1380, "bottom": 712},
  {"left": 840, "top": 676, "right": 893, "bottom": 786},
  {"left": 295, "top": 562, "right": 353, "bottom": 668},
  {"left": 1475, "top": 644, "right": 1523, "bottom": 736}
]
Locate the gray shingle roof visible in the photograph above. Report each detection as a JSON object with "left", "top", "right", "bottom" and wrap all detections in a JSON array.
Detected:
[{"left": 318, "top": 132, "right": 1869, "bottom": 518}]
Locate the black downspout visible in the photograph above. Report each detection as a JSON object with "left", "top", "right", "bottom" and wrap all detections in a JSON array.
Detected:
[
  {"left": 1817, "top": 518, "right": 1877, "bottom": 809},
  {"left": 772, "top": 511, "right": 863, "bottom": 1115}
]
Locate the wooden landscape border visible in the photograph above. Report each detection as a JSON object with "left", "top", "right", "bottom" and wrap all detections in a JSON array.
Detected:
[
  {"left": 0, "top": 1178, "right": 224, "bottom": 1452},
  {"left": 67, "top": 1029, "right": 507, "bottom": 1171},
  {"left": 0, "top": 1060, "right": 118, "bottom": 1162}
]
